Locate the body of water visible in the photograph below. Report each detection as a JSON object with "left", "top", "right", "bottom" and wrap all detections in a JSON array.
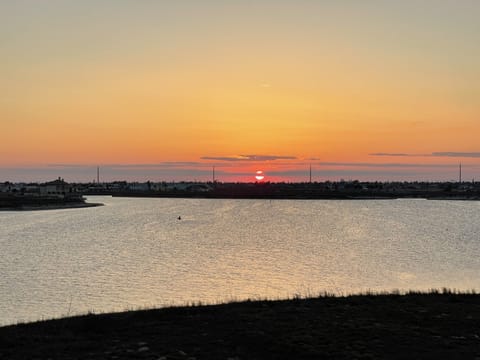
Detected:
[{"left": 1, "top": 196, "right": 479, "bottom": 325}]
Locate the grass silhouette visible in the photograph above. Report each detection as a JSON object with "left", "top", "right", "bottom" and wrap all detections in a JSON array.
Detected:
[{"left": 1, "top": 290, "right": 479, "bottom": 359}]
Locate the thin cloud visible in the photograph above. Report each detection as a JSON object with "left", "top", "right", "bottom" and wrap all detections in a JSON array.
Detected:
[
  {"left": 201, "top": 156, "right": 249, "bottom": 161},
  {"left": 431, "top": 152, "right": 480, "bottom": 158},
  {"left": 369, "top": 153, "right": 421, "bottom": 157},
  {"left": 318, "top": 162, "right": 458, "bottom": 168},
  {"left": 40, "top": 160, "right": 479, "bottom": 170},
  {"left": 47, "top": 164, "right": 93, "bottom": 168},
  {"left": 108, "top": 162, "right": 205, "bottom": 169},
  {"left": 370, "top": 152, "right": 480, "bottom": 158},
  {"left": 201, "top": 154, "right": 297, "bottom": 161},
  {"left": 48, "top": 162, "right": 207, "bottom": 169},
  {"left": 265, "top": 169, "right": 428, "bottom": 178}
]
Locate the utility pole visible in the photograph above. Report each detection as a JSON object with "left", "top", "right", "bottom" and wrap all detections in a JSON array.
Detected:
[{"left": 97, "top": 166, "right": 100, "bottom": 184}]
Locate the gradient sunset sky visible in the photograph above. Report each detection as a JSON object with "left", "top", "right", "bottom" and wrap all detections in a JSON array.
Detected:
[{"left": 2, "top": 0, "right": 479, "bottom": 182}]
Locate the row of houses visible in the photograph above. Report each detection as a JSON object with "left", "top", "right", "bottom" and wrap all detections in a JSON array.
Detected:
[
  {"left": 0, "top": 178, "right": 77, "bottom": 198},
  {"left": 3, "top": 178, "right": 478, "bottom": 197},
  {"left": 1, "top": 179, "right": 215, "bottom": 196},
  {"left": 82, "top": 181, "right": 213, "bottom": 193}
]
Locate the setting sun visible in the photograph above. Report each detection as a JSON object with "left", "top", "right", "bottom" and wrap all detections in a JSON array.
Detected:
[{"left": 255, "top": 171, "right": 265, "bottom": 181}]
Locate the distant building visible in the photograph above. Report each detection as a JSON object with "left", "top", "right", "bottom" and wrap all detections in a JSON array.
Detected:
[
  {"left": 0, "top": 182, "right": 11, "bottom": 192},
  {"left": 39, "top": 177, "right": 73, "bottom": 197},
  {"left": 23, "top": 184, "right": 41, "bottom": 196},
  {"left": 186, "top": 184, "right": 211, "bottom": 192},
  {"left": 127, "top": 182, "right": 150, "bottom": 192}
]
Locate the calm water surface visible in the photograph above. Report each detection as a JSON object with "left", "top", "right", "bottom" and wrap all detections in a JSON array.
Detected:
[{"left": 1, "top": 196, "right": 480, "bottom": 325}]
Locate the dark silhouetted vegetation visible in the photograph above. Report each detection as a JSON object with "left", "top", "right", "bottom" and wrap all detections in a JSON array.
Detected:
[{"left": 1, "top": 291, "right": 479, "bottom": 359}]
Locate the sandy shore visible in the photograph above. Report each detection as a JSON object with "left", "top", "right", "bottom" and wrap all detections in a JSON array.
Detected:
[{"left": 1, "top": 292, "right": 479, "bottom": 359}]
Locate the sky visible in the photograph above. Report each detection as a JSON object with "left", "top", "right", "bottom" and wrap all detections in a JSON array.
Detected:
[{"left": 1, "top": 0, "right": 480, "bottom": 182}]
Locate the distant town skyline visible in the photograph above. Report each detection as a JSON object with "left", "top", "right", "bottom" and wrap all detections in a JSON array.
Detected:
[
  {"left": 2, "top": 1, "right": 479, "bottom": 182},
  {"left": 1, "top": 159, "right": 479, "bottom": 183}
]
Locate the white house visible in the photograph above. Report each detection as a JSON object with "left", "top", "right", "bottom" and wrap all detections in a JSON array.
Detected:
[{"left": 39, "top": 178, "right": 71, "bottom": 197}]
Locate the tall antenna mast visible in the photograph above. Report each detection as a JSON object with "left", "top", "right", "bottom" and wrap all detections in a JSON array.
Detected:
[{"left": 97, "top": 166, "right": 100, "bottom": 184}]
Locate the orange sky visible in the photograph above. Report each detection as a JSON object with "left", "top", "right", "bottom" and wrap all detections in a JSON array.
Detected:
[{"left": 1, "top": 1, "right": 479, "bottom": 182}]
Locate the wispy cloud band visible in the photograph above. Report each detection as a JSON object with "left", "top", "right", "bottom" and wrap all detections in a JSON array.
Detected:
[
  {"left": 201, "top": 154, "right": 297, "bottom": 161},
  {"left": 432, "top": 152, "right": 480, "bottom": 158},
  {"left": 371, "top": 152, "right": 480, "bottom": 158}
]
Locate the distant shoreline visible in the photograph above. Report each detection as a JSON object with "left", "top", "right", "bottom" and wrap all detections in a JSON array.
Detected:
[
  {"left": 107, "top": 193, "right": 480, "bottom": 201},
  {"left": 0, "top": 202, "right": 103, "bottom": 211}
]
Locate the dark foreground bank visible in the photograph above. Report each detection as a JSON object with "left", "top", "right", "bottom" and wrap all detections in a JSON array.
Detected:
[{"left": 1, "top": 293, "right": 479, "bottom": 359}]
